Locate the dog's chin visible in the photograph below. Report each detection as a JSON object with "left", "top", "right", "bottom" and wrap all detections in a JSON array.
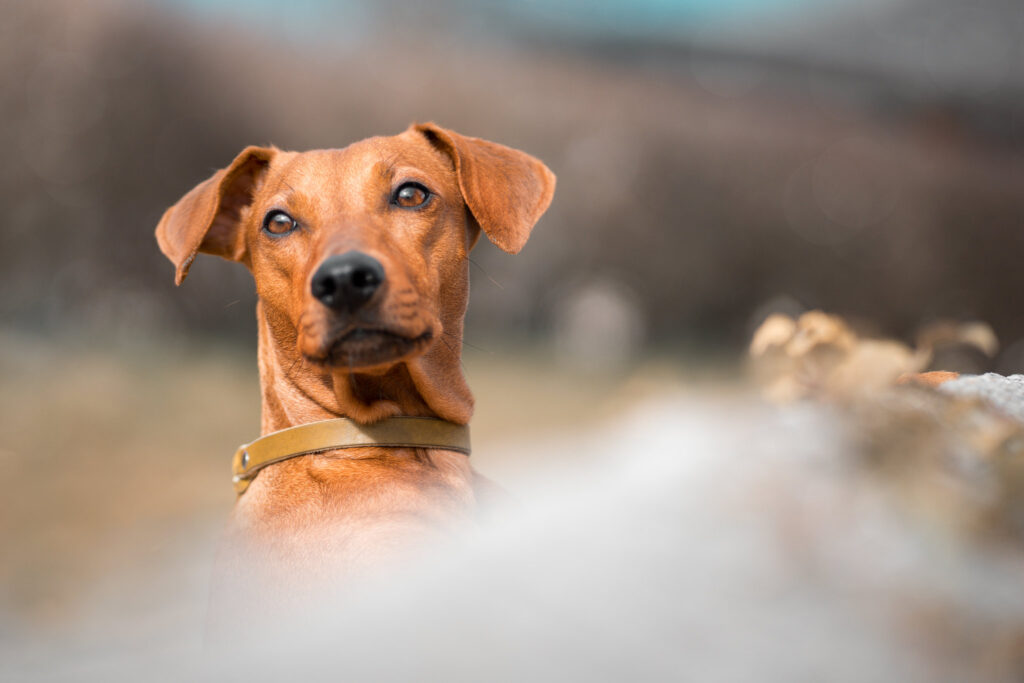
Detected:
[{"left": 305, "top": 328, "right": 434, "bottom": 371}]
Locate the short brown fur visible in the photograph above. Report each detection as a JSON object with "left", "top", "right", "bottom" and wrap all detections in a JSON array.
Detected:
[{"left": 155, "top": 123, "right": 555, "bottom": 604}]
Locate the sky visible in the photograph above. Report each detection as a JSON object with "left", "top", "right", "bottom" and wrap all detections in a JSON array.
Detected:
[{"left": 157, "top": 0, "right": 866, "bottom": 40}]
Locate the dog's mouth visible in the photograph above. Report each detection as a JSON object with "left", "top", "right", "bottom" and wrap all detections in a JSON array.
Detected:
[{"left": 306, "top": 327, "right": 434, "bottom": 369}]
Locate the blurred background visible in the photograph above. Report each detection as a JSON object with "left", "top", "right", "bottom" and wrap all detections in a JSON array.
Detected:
[
  {"left": 3, "top": 0, "right": 1024, "bottom": 678},
  {"left": 4, "top": 0, "right": 1024, "bottom": 355}
]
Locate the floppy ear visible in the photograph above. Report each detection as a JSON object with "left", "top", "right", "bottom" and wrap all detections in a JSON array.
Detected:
[
  {"left": 413, "top": 123, "right": 556, "bottom": 254},
  {"left": 155, "top": 146, "right": 276, "bottom": 285}
]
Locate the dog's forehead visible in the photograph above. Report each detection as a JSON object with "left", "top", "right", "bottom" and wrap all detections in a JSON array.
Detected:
[{"left": 267, "top": 132, "right": 452, "bottom": 193}]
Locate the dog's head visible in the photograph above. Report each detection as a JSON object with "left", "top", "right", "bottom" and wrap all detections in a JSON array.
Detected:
[{"left": 156, "top": 123, "right": 555, "bottom": 372}]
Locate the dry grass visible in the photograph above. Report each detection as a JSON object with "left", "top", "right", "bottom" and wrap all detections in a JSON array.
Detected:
[
  {"left": 0, "top": 329, "right": 692, "bottom": 631},
  {"left": 0, "top": 330, "right": 254, "bottom": 627},
  {"left": 5, "top": 324, "right": 1024, "bottom": 678}
]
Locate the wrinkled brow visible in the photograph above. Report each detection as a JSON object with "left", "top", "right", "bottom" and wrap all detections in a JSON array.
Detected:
[
  {"left": 283, "top": 192, "right": 317, "bottom": 221},
  {"left": 375, "top": 154, "right": 400, "bottom": 181},
  {"left": 263, "top": 177, "right": 316, "bottom": 219}
]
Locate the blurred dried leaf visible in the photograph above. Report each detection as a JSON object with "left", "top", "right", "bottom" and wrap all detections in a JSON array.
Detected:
[
  {"left": 749, "top": 309, "right": 927, "bottom": 402},
  {"left": 918, "top": 320, "right": 999, "bottom": 358},
  {"left": 748, "top": 312, "right": 797, "bottom": 357},
  {"left": 750, "top": 309, "right": 1024, "bottom": 548}
]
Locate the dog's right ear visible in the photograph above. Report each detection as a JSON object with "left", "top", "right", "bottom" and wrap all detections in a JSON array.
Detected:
[{"left": 155, "top": 146, "right": 276, "bottom": 285}]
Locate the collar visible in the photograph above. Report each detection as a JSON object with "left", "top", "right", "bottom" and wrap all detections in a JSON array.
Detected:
[{"left": 231, "top": 416, "right": 471, "bottom": 494}]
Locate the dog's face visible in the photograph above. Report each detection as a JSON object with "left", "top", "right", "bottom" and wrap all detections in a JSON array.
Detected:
[
  {"left": 246, "top": 133, "right": 470, "bottom": 370},
  {"left": 156, "top": 124, "right": 555, "bottom": 372}
]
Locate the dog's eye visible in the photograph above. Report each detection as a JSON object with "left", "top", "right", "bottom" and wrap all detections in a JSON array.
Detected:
[
  {"left": 392, "top": 182, "right": 430, "bottom": 209},
  {"left": 263, "top": 210, "right": 298, "bottom": 236}
]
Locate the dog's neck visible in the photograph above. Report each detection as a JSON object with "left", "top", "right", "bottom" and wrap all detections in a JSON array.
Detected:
[{"left": 255, "top": 302, "right": 474, "bottom": 434}]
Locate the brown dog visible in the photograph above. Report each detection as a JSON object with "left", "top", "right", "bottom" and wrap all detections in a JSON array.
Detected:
[{"left": 156, "top": 123, "right": 554, "bottom": 600}]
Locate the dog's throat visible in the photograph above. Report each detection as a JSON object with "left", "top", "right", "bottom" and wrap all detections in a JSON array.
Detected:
[{"left": 330, "top": 365, "right": 434, "bottom": 422}]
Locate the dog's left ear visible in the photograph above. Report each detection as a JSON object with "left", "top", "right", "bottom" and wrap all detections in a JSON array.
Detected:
[
  {"left": 155, "top": 146, "right": 276, "bottom": 285},
  {"left": 413, "top": 123, "right": 556, "bottom": 254}
]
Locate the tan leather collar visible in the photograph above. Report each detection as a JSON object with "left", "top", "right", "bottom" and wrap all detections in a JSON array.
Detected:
[{"left": 231, "top": 416, "right": 471, "bottom": 494}]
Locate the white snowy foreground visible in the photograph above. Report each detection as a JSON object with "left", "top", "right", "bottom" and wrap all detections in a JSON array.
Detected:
[{"left": 8, "top": 392, "right": 1024, "bottom": 682}]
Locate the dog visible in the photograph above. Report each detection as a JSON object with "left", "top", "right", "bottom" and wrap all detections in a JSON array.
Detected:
[{"left": 155, "top": 123, "right": 555, "bottom": 611}]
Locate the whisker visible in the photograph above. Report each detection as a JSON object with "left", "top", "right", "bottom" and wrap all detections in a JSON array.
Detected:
[
  {"left": 438, "top": 333, "right": 471, "bottom": 374},
  {"left": 468, "top": 257, "right": 504, "bottom": 290},
  {"left": 442, "top": 330, "right": 491, "bottom": 354},
  {"left": 438, "top": 334, "right": 467, "bottom": 374}
]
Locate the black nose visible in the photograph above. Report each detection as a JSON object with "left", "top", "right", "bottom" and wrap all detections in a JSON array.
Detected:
[{"left": 310, "top": 251, "right": 385, "bottom": 311}]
